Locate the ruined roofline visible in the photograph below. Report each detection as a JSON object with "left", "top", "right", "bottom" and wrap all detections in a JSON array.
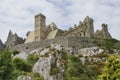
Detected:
[{"left": 35, "top": 13, "right": 46, "bottom": 18}]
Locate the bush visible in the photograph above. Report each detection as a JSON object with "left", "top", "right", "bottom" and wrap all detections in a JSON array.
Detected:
[
  {"left": 12, "top": 50, "right": 20, "bottom": 56},
  {"left": 103, "top": 38, "right": 118, "bottom": 49},
  {"left": 0, "top": 48, "right": 14, "bottom": 80},
  {"left": 50, "top": 63, "right": 59, "bottom": 75},
  {"left": 68, "top": 55, "right": 80, "bottom": 63},
  {"left": 27, "top": 72, "right": 44, "bottom": 80},
  {"left": 26, "top": 54, "right": 39, "bottom": 66},
  {"left": 66, "top": 67, "right": 80, "bottom": 77},
  {"left": 12, "top": 57, "right": 31, "bottom": 72},
  {"left": 99, "top": 55, "right": 120, "bottom": 80}
]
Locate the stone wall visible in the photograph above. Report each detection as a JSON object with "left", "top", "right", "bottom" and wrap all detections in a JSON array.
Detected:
[
  {"left": 67, "top": 37, "right": 97, "bottom": 50},
  {"left": 9, "top": 37, "right": 68, "bottom": 52},
  {"left": 10, "top": 36, "right": 106, "bottom": 52}
]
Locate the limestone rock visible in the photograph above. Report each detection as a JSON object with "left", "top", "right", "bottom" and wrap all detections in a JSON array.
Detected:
[
  {"left": 78, "top": 47, "right": 104, "bottom": 57},
  {"left": 78, "top": 47, "right": 106, "bottom": 64},
  {"left": 33, "top": 44, "right": 64, "bottom": 80},
  {"left": 17, "top": 75, "right": 31, "bottom": 80}
]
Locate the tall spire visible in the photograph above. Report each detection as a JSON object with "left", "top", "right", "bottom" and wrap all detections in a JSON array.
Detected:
[
  {"left": 8, "top": 30, "right": 13, "bottom": 36},
  {"left": 0, "top": 39, "right": 4, "bottom": 50}
]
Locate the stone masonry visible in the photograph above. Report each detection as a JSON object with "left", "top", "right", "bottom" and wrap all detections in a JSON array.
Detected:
[{"left": 6, "top": 13, "right": 112, "bottom": 51}]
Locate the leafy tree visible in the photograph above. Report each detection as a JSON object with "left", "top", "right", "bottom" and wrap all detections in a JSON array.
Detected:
[
  {"left": 99, "top": 55, "right": 120, "bottom": 80},
  {"left": 0, "top": 48, "right": 14, "bottom": 80}
]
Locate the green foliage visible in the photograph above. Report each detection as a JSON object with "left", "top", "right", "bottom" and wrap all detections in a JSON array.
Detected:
[
  {"left": 26, "top": 54, "right": 39, "bottom": 66},
  {"left": 68, "top": 55, "right": 80, "bottom": 63},
  {"left": 99, "top": 54, "right": 120, "bottom": 80},
  {"left": 0, "top": 49, "right": 43, "bottom": 80},
  {"left": 104, "top": 38, "right": 118, "bottom": 48},
  {"left": 12, "top": 50, "right": 20, "bottom": 56},
  {"left": 27, "top": 72, "right": 44, "bottom": 80},
  {"left": 12, "top": 57, "right": 32, "bottom": 72},
  {"left": 65, "top": 55, "right": 83, "bottom": 80},
  {"left": 0, "top": 48, "right": 14, "bottom": 80},
  {"left": 60, "top": 49, "right": 68, "bottom": 65},
  {"left": 50, "top": 63, "right": 59, "bottom": 75}
]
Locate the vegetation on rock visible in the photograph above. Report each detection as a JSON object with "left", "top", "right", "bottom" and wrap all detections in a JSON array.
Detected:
[
  {"left": 99, "top": 54, "right": 120, "bottom": 80},
  {"left": 0, "top": 49, "right": 43, "bottom": 80}
]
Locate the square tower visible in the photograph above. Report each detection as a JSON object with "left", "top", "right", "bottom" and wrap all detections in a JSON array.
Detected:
[{"left": 34, "top": 13, "right": 46, "bottom": 41}]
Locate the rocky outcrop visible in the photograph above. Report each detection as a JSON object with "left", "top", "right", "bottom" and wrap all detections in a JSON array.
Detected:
[
  {"left": 17, "top": 75, "right": 31, "bottom": 80},
  {"left": 32, "top": 44, "right": 64, "bottom": 80},
  {"left": 14, "top": 43, "right": 116, "bottom": 80},
  {"left": 78, "top": 47, "right": 108, "bottom": 64},
  {"left": 14, "top": 44, "right": 65, "bottom": 80}
]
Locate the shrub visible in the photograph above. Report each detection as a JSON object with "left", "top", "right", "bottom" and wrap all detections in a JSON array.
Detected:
[
  {"left": 0, "top": 48, "right": 14, "bottom": 80},
  {"left": 12, "top": 57, "right": 31, "bottom": 72},
  {"left": 12, "top": 50, "right": 20, "bottom": 56},
  {"left": 27, "top": 72, "right": 44, "bottom": 80},
  {"left": 50, "top": 63, "right": 59, "bottom": 75},
  {"left": 26, "top": 54, "right": 39, "bottom": 66},
  {"left": 66, "top": 67, "right": 80, "bottom": 77},
  {"left": 68, "top": 55, "right": 80, "bottom": 63},
  {"left": 60, "top": 50, "right": 68, "bottom": 64},
  {"left": 99, "top": 55, "right": 120, "bottom": 80},
  {"left": 103, "top": 38, "right": 118, "bottom": 50}
]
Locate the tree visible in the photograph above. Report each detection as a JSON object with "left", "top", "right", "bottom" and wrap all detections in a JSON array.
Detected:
[
  {"left": 0, "top": 48, "right": 14, "bottom": 80},
  {"left": 99, "top": 55, "right": 120, "bottom": 80}
]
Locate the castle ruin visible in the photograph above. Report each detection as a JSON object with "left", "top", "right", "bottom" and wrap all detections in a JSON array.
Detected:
[
  {"left": 24, "top": 13, "right": 111, "bottom": 44},
  {"left": 5, "top": 13, "right": 112, "bottom": 51}
]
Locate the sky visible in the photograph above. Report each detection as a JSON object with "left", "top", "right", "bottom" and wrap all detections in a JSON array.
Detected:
[{"left": 0, "top": 0, "right": 120, "bottom": 43}]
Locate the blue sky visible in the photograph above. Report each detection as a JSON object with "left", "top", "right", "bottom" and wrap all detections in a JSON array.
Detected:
[{"left": 0, "top": 0, "right": 120, "bottom": 43}]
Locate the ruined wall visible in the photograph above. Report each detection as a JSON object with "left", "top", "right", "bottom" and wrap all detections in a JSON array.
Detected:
[
  {"left": 6, "top": 30, "right": 25, "bottom": 48},
  {"left": 67, "top": 37, "right": 97, "bottom": 50},
  {"left": 10, "top": 37, "right": 68, "bottom": 52},
  {"left": 9, "top": 36, "right": 99, "bottom": 52}
]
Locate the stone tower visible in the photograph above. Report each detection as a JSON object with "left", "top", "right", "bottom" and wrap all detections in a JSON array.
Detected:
[
  {"left": 84, "top": 16, "right": 94, "bottom": 37},
  {"left": 101, "top": 24, "right": 112, "bottom": 38},
  {"left": 34, "top": 13, "right": 46, "bottom": 41}
]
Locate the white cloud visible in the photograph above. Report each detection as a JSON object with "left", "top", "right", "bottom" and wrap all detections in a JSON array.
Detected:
[{"left": 0, "top": 0, "right": 120, "bottom": 43}]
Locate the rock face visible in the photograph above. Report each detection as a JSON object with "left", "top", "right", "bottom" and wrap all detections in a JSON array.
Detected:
[
  {"left": 78, "top": 47, "right": 108, "bottom": 64},
  {"left": 17, "top": 75, "right": 31, "bottom": 80},
  {"left": 14, "top": 44, "right": 114, "bottom": 80},
  {"left": 78, "top": 47, "right": 104, "bottom": 56},
  {"left": 0, "top": 39, "right": 4, "bottom": 50},
  {"left": 32, "top": 44, "right": 64, "bottom": 80}
]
